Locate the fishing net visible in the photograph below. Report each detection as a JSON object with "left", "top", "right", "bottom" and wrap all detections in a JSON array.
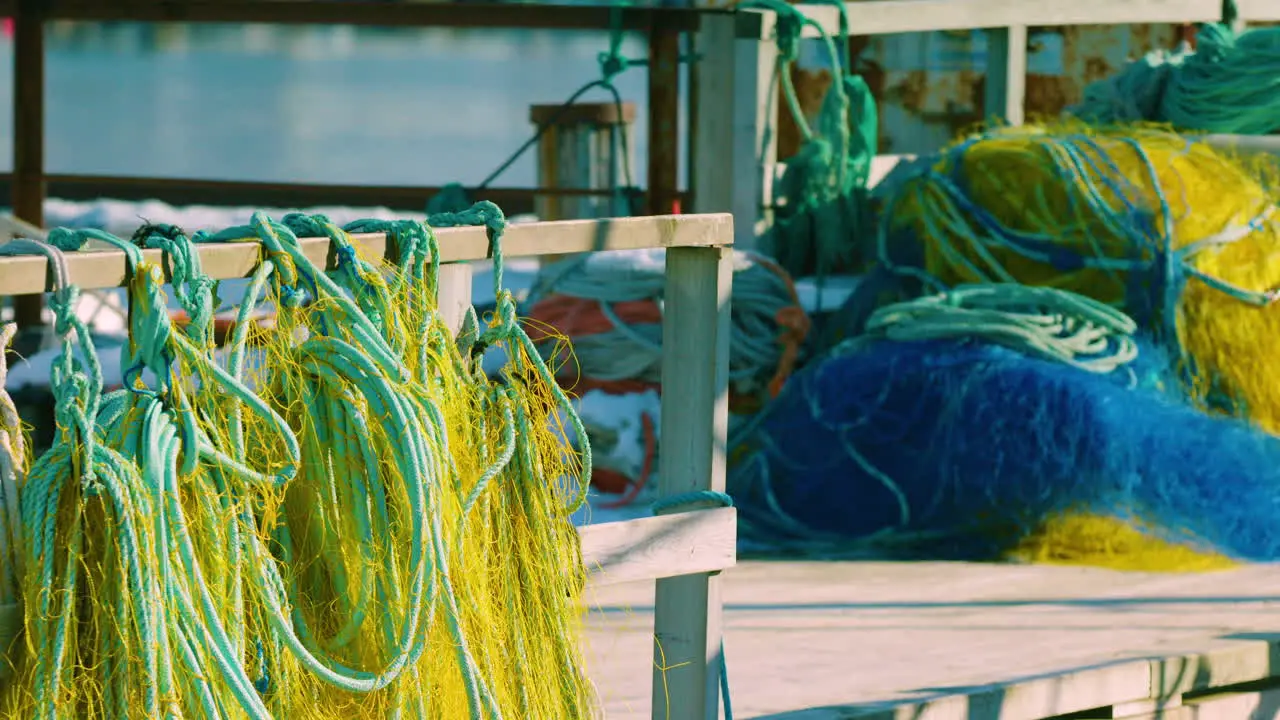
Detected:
[
  {"left": 0, "top": 321, "right": 25, "bottom": 681},
  {"left": 728, "top": 285, "right": 1274, "bottom": 570},
  {"left": 0, "top": 203, "right": 596, "bottom": 719},
  {"left": 879, "top": 122, "right": 1280, "bottom": 433}
]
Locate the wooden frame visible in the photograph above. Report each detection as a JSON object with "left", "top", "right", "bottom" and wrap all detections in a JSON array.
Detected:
[
  {"left": 690, "top": 0, "right": 1280, "bottom": 252},
  {"left": 0, "top": 212, "right": 738, "bottom": 720},
  {"left": 5, "top": 1, "right": 703, "bottom": 329}
]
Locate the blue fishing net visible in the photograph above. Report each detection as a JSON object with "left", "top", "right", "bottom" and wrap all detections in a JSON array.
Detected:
[{"left": 729, "top": 336, "right": 1280, "bottom": 561}]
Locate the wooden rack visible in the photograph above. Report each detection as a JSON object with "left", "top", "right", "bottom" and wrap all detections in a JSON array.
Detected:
[
  {"left": 4, "top": 0, "right": 716, "bottom": 327},
  {"left": 0, "top": 211, "right": 738, "bottom": 720},
  {"left": 688, "top": 0, "right": 1280, "bottom": 251}
]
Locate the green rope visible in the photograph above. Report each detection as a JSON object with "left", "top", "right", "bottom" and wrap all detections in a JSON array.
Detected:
[
  {"left": 745, "top": 0, "right": 878, "bottom": 284},
  {"left": 433, "top": 1, "right": 648, "bottom": 216},
  {"left": 5, "top": 200, "right": 602, "bottom": 717},
  {"left": 1070, "top": 18, "right": 1280, "bottom": 135}
]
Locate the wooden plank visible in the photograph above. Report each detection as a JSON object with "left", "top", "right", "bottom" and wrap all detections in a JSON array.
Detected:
[
  {"left": 647, "top": 18, "right": 682, "bottom": 216},
  {"left": 435, "top": 263, "right": 472, "bottom": 335},
  {"left": 1234, "top": 0, "right": 1280, "bottom": 22},
  {"left": 578, "top": 508, "right": 737, "bottom": 588},
  {"left": 0, "top": 214, "right": 732, "bottom": 294},
  {"left": 1118, "top": 685, "right": 1280, "bottom": 719},
  {"left": 652, "top": 246, "right": 733, "bottom": 720},
  {"left": 0, "top": 172, "right": 662, "bottom": 221},
  {"left": 736, "top": 0, "right": 1224, "bottom": 39},
  {"left": 42, "top": 0, "right": 709, "bottom": 31},
  {"left": 588, "top": 561, "right": 1280, "bottom": 720},
  {"left": 11, "top": 0, "right": 45, "bottom": 330},
  {"left": 984, "top": 26, "right": 1028, "bottom": 127},
  {"left": 692, "top": 13, "right": 777, "bottom": 251}
]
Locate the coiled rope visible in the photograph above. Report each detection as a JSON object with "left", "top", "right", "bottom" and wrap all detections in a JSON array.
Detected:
[
  {"left": 529, "top": 248, "right": 810, "bottom": 404},
  {"left": 1069, "top": 16, "right": 1280, "bottom": 135},
  {"left": 862, "top": 284, "right": 1139, "bottom": 375}
]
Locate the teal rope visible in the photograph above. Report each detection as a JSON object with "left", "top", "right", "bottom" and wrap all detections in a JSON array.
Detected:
[
  {"left": 651, "top": 490, "right": 735, "bottom": 720},
  {"left": 426, "top": 201, "right": 594, "bottom": 514},
  {"left": 4, "top": 202, "right": 613, "bottom": 717},
  {"left": 1070, "top": 21, "right": 1280, "bottom": 135},
  {"left": 743, "top": 0, "right": 878, "bottom": 282},
  {"left": 436, "top": 0, "right": 645, "bottom": 215}
]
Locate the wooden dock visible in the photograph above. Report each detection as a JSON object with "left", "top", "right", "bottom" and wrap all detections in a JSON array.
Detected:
[{"left": 587, "top": 561, "right": 1280, "bottom": 719}]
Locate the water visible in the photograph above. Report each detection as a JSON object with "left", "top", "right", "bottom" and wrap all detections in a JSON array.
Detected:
[{"left": 0, "top": 21, "right": 674, "bottom": 188}]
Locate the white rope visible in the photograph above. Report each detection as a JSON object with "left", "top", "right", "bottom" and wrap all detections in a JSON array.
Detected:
[{"left": 531, "top": 248, "right": 802, "bottom": 397}]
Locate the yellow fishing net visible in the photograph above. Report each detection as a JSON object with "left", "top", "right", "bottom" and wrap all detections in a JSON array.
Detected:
[
  {"left": 0, "top": 209, "right": 595, "bottom": 719},
  {"left": 886, "top": 123, "right": 1280, "bottom": 431},
  {"left": 880, "top": 122, "right": 1280, "bottom": 573}
]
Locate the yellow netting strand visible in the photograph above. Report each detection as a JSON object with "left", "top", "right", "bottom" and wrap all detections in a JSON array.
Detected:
[{"left": 1, "top": 210, "right": 596, "bottom": 719}]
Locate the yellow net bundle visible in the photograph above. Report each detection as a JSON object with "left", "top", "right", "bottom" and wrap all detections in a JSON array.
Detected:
[
  {"left": 0, "top": 205, "right": 595, "bottom": 718},
  {"left": 882, "top": 123, "right": 1280, "bottom": 431},
  {"left": 873, "top": 123, "right": 1280, "bottom": 573}
]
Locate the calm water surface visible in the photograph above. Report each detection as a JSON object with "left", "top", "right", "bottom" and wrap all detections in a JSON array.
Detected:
[{"left": 0, "top": 22, "right": 671, "bottom": 189}]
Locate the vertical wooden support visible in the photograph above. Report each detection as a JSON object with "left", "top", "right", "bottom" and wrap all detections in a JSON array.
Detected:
[
  {"left": 691, "top": 13, "right": 777, "bottom": 252},
  {"left": 647, "top": 17, "right": 681, "bottom": 216},
  {"left": 984, "top": 25, "right": 1028, "bottom": 127},
  {"left": 435, "top": 263, "right": 473, "bottom": 335},
  {"left": 12, "top": 0, "right": 46, "bottom": 329},
  {"left": 652, "top": 245, "right": 732, "bottom": 720},
  {"left": 531, "top": 102, "right": 637, "bottom": 222}
]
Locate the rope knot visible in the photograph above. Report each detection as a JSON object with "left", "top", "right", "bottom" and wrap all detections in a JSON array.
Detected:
[
  {"left": 45, "top": 228, "right": 87, "bottom": 252},
  {"left": 130, "top": 222, "right": 185, "bottom": 246},
  {"left": 334, "top": 243, "right": 358, "bottom": 268},
  {"left": 282, "top": 213, "right": 327, "bottom": 240},
  {"left": 597, "top": 50, "right": 628, "bottom": 80},
  {"left": 773, "top": 11, "right": 803, "bottom": 62},
  {"left": 48, "top": 288, "right": 80, "bottom": 337}
]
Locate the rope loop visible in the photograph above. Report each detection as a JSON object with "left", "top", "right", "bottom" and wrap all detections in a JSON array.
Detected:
[
  {"left": 651, "top": 490, "right": 735, "bottom": 516},
  {"left": 0, "top": 236, "right": 103, "bottom": 486}
]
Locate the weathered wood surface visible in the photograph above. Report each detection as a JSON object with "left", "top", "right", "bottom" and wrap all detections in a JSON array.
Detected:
[
  {"left": 0, "top": 214, "right": 733, "bottom": 295},
  {"left": 579, "top": 508, "right": 738, "bottom": 588},
  {"left": 585, "top": 561, "right": 1280, "bottom": 719}
]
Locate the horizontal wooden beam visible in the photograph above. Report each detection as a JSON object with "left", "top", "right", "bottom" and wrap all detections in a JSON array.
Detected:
[
  {"left": 39, "top": 0, "right": 711, "bottom": 31},
  {"left": 0, "top": 213, "right": 733, "bottom": 294},
  {"left": 578, "top": 507, "right": 737, "bottom": 587},
  {"left": 0, "top": 173, "right": 685, "bottom": 221},
  {"left": 735, "top": 0, "right": 1263, "bottom": 39}
]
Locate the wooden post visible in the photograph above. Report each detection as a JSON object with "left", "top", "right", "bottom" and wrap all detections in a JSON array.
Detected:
[
  {"left": 985, "top": 25, "right": 1028, "bottom": 127},
  {"left": 12, "top": 0, "right": 46, "bottom": 331},
  {"left": 691, "top": 13, "right": 777, "bottom": 252},
  {"left": 652, "top": 245, "right": 732, "bottom": 720},
  {"left": 531, "top": 102, "right": 637, "bottom": 222},
  {"left": 647, "top": 17, "right": 681, "bottom": 216},
  {"left": 435, "top": 263, "right": 473, "bottom": 335}
]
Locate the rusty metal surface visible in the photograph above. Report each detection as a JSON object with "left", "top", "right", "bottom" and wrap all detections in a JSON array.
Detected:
[{"left": 782, "top": 21, "right": 1187, "bottom": 158}]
